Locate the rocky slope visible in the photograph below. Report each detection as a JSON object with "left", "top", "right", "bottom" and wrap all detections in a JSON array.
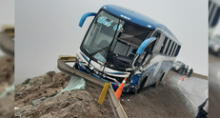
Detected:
[
  {"left": 15, "top": 72, "right": 114, "bottom": 118},
  {"left": 0, "top": 55, "right": 14, "bottom": 118}
]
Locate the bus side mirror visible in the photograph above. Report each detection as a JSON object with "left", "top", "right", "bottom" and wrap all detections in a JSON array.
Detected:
[
  {"left": 79, "top": 12, "right": 97, "bottom": 27},
  {"left": 132, "top": 37, "right": 156, "bottom": 69},
  {"left": 136, "top": 37, "right": 156, "bottom": 55}
]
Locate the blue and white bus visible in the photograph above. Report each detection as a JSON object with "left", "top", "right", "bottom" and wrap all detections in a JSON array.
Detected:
[{"left": 75, "top": 5, "right": 181, "bottom": 93}]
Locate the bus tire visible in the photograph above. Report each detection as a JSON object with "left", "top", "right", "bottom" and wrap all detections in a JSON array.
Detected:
[{"left": 133, "top": 86, "right": 139, "bottom": 94}]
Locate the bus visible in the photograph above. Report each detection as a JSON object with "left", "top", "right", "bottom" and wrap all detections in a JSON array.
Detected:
[{"left": 75, "top": 5, "right": 181, "bottom": 93}]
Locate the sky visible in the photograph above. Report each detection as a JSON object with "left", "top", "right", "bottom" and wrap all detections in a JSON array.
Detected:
[
  {"left": 15, "top": 0, "right": 208, "bottom": 83},
  {"left": 0, "top": 0, "right": 14, "bottom": 27},
  {"left": 0, "top": 0, "right": 14, "bottom": 56}
]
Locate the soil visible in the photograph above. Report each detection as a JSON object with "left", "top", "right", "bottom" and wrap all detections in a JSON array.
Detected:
[
  {"left": 15, "top": 71, "right": 194, "bottom": 118},
  {"left": 0, "top": 56, "right": 14, "bottom": 86},
  {"left": 0, "top": 27, "right": 15, "bottom": 118},
  {"left": 15, "top": 72, "right": 114, "bottom": 118},
  {"left": 0, "top": 55, "right": 14, "bottom": 118},
  {"left": 0, "top": 93, "right": 14, "bottom": 118}
]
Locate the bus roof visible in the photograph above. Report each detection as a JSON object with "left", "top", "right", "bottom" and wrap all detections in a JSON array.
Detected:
[{"left": 102, "top": 5, "right": 178, "bottom": 41}]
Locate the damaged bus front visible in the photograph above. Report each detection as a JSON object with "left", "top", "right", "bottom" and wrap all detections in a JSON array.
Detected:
[{"left": 75, "top": 5, "right": 181, "bottom": 93}]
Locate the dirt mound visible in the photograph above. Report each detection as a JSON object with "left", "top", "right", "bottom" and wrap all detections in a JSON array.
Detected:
[
  {"left": 0, "top": 27, "right": 15, "bottom": 118},
  {"left": 0, "top": 56, "right": 13, "bottom": 86},
  {"left": 0, "top": 55, "right": 14, "bottom": 118},
  {"left": 16, "top": 90, "right": 103, "bottom": 118},
  {"left": 15, "top": 72, "right": 114, "bottom": 118},
  {"left": 0, "top": 93, "right": 14, "bottom": 118},
  {"left": 15, "top": 72, "right": 70, "bottom": 107}
]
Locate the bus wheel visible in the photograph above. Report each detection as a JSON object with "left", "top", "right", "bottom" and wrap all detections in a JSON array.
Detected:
[{"left": 132, "top": 86, "right": 139, "bottom": 94}]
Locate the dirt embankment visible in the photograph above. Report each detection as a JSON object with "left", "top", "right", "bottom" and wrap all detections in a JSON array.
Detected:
[
  {"left": 15, "top": 72, "right": 114, "bottom": 118},
  {"left": 0, "top": 56, "right": 14, "bottom": 86},
  {"left": 0, "top": 55, "right": 14, "bottom": 118},
  {"left": 0, "top": 27, "right": 15, "bottom": 118}
]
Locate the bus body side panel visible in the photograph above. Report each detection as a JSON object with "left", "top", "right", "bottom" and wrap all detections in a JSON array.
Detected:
[
  {"left": 141, "top": 54, "right": 175, "bottom": 88},
  {"left": 144, "top": 63, "right": 159, "bottom": 87},
  {"left": 160, "top": 60, "right": 174, "bottom": 79}
]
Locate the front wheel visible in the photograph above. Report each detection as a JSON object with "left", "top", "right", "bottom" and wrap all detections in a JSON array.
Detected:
[{"left": 130, "top": 86, "right": 139, "bottom": 94}]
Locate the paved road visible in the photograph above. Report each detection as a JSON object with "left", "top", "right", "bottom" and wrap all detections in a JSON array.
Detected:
[
  {"left": 167, "top": 72, "right": 208, "bottom": 114},
  {"left": 120, "top": 71, "right": 209, "bottom": 118},
  {"left": 209, "top": 54, "right": 220, "bottom": 118}
]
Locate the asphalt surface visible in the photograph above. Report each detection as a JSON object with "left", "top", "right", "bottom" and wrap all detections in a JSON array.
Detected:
[
  {"left": 121, "top": 72, "right": 203, "bottom": 118},
  {"left": 209, "top": 54, "right": 220, "bottom": 118},
  {"left": 168, "top": 72, "right": 208, "bottom": 113}
]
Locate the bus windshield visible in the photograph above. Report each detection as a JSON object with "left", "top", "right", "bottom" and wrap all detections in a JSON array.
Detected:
[
  {"left": 81, "top": 11, "right": 122, "bottom": 63},
  {"left": 81, "top": 10, "right": 153, "bottom": 70}
]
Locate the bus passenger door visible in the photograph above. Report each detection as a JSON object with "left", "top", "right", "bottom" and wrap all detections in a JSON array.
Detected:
[
  {"left": 145, "top": 31, "right": 165, "bottom": 86},
  {"left": 151, "top": 33, "right": 166, "bottom": 83}
]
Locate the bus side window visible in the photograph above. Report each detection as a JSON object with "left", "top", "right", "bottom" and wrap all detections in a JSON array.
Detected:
[
  {"left": 171, "top": 42, "right": 176, "bottom": 56},
  {"left": 150, "top": 31, "right": 161, "bottom": 52},
  {"left": 174, "top": 43, "right": 178, "bottom": 56},
  {"left": 172, "top": 44, "right": 177, "bottom": 56},
  {"left": 165, "top": 40, "right": 171, "bottom": 55},
  {"left": 175, "top": 45, "right": 181, "bottom": 56},
  {"left": 166, "top": 40, "right": 173, "bottom": 56},
  {"left": 160, "top": 36, "right": 167, "bottom": 54},
  {"left": 169, "top": 41, "right": 174, "bottom": 56}
]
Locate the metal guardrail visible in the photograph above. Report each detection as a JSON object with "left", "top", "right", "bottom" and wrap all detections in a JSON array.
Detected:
[
  {"left": 108, "top": 85, "right": 128, "bottom": 118},
  {"left": 57, "top": 56, "right": 103, "bottom": 87},
  {"left": 57, "top": 56, "right": 128, "bottom": 118},
  {"left": 191, "top": 73, "right": 208, "bottom": 80}
]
